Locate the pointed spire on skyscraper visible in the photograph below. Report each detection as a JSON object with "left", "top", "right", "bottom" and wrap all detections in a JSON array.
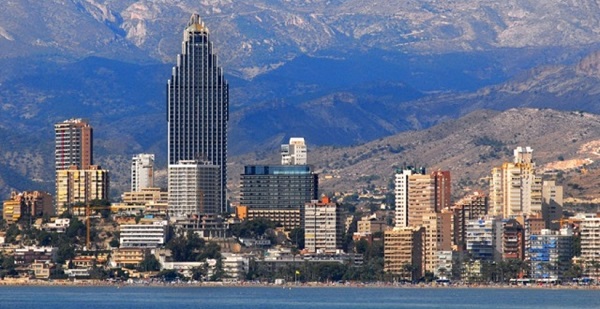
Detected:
[{"left": 185, "top": 13, "right": 209, "bottom": 38}]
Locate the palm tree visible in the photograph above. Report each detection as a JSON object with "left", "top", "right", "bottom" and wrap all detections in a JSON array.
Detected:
[
  {"left": 402, "top": 263, "right": 414, "bottom": 282},
  {"left": 438, "top": 267, "right": 448, "bottom": 279}
]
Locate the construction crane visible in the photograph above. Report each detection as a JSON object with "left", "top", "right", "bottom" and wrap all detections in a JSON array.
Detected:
[
  {"left": 83, "top": 204, "right": 109, "bottom": 250},
  {"left": 551, "top": 218, "right": 571, "bottom": 229}
]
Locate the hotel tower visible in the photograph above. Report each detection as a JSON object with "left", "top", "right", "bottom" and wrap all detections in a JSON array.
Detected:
[{"left": 167, "top": 14, "right": 229, "bottom": 215}]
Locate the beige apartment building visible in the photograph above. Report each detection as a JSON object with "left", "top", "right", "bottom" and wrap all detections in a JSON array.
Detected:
[
  {"left": 407, "top": 174, "right": 435, "bottom": 227},
  {"left": 384, "top": 227, "right": 424, "bottom": 281},
  {"left": 55, "top": 165, "right": 109, "bottom": 215},
  {"left": 422, "top": 210, "right": 454, "bottom": 274},
  {"left": 3, "top": 191, "right": 53, "bottom": 223},
  {"left": 489, "top": 147, "right": 542, "bottom": 218},
  {"left": 122, "top": 187, "right": 168, "bottom": 205}
]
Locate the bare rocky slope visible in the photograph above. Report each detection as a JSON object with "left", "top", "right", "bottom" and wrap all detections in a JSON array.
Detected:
[{"left": 229, "top": 108, "right": 600, "bottom": 201}]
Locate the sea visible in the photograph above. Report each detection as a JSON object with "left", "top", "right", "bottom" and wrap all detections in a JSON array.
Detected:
[{"left": 1, "top": 286, "right": 599, "bottom": 308}]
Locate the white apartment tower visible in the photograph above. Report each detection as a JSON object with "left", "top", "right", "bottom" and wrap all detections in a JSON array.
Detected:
[
  {"left": 281, "top": 137, "right": 307, "bottom": 165},
  {"left": 168, "top": 160, "right": 220, "bottom": 218},
  {"left": 304, "top": 197, "right": 344, "bottom": 254},
  {"left": 394, "top": 168, "right": 414, "bottom": 228},
  {"left": 580, "top": 216, "right": 600, "bottom": 276},
  {"left": 131, "top": 154, "right": 155, "bottom": 192}
]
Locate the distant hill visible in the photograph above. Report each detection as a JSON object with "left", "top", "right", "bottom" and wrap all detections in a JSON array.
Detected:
[{"left": 230, "top": 108, "right": 600, "bottom": 202}]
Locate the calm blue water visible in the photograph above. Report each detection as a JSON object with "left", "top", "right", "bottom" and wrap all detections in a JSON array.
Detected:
[{"left": 0, "top": 286, "right": 599, "bottom": 308}]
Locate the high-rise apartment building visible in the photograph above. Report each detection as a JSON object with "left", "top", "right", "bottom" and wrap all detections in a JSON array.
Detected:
[
  {"left": 384, "top": 226, "right": 424, "bottom": 281},
  {"left": 240, "top": 165, "right": 318, "bottom": 210},
  {"left": 501, "top": 218, "right": 525, "bottom": 261},
  {"left": 55, "top": 118, "right": 93, "bottom": 170},
  {"left": 394, "top": 167, "right": 416, "bottom": 228},
  {"left": 465, "top": 217, "right": 502, "bottom": 262},
  {"left": 55, "top": 165, "right": 109, "bottom": 215},
  {"left": 580, "top": 216, "right": 600, "bottom": 276},
  {"left": 542, "top": 180, "right": 564, "bottom": 230},
  {"left": 489, "top": 146, "right": 542, "bottom": 218},
  {"left": 422, "top": 211, "right": 454, "bottom": 274},
  {"left": 432, "top": 170, "right": 451, "bottom": 212},
  {"left": 395, "top": 168, "right": 450, "bottom": 228},
  {"left": 167, "top": 14, "right": 229, "bottom": 214},
  {"left": 131, "top": 154, "right": 155, "bottom": 192},
  {"left": 489, "top": 167, "right": 503, "bottom": 217},
  {"left": 452, "top": 191, "right": 489, "bottom": 251},
  {"left": 168, "top": 160, "right": 220, "bottom": 218},
  {"left": 281, "top": 137, "right": 307, "bottom": 165},
  {"left": 304, "top": 196, "right": 344, "bottom": 254},
  {"left": 529, "top": 228, "right": 573, "bottom": 280},
  {"left": 407, "top": 173, "right": 435, "bottom": 227}
]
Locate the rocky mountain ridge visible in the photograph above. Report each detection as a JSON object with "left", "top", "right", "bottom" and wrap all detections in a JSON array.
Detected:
[{"left": 3, "top": 1, "right": 600, "bottom": 78}]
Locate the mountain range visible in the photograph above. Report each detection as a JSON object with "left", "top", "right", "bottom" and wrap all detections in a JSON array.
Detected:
[{"left": 2, "top": 1, "right": 600, "bottom": 200}]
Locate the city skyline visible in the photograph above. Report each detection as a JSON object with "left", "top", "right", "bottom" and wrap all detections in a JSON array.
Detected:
[{"left": 2, "top": 10, "right": 600, "bottom": 288}]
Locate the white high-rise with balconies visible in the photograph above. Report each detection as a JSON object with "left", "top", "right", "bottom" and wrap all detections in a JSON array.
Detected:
[
  {"left": 168, "top": 160, "right": 220, "bottom": 218},
  {"left": 394, "top": 168, "right": 414, "bottom": 229},
  {"left": 281, "top": 137, "right": 307, "bottom": 165},
  {"left": 131, "top": 154, "right": 155, "bottom": 192}
]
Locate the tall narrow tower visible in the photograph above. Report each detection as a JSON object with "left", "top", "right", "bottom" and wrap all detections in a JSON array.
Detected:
[
  {"left": 54, "top": 118, "right": 93, "bottom": 170},
  {"left": 167, "top": 14, "right": 229, "bottom": 214}
]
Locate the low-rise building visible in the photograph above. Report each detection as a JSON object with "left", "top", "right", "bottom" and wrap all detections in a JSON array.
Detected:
[
  {"left": 3, "top": 191, "right": 53, "bottom": 223},
  {"left": 120, "top": 220, "right": 168, "bottom": 248},
  {"left": 64, "top": 268, "right": 91, "bottom": 278},
  {"left": 31, "top": 261, "right": 54, "bottom": 279},
  {"left": 122, "top": 188, "right": 168, "bottom": 205},
  {"left": 111, "top": 248, "right": 146, "bottom": 268},
  {"left": 357, "top": 215, "right": 387, "bottom": 234},
  {"left": 42, "top": 218, "right": 71, "bottom": 233},
  {"left": 13, "top": 247, "right": 57, "bottom": 265},
  {"left": 221, "top": 253, "right": 250, "bottom": 281}
]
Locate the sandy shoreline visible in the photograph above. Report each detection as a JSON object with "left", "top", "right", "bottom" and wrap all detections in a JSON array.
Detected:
[{"left": 1, "top": 279, "right": 599, "bottom": 290}]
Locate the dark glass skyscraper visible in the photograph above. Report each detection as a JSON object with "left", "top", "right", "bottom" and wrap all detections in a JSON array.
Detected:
[{"left": 168, "top": 14, "right": 229, "bottom": 214}]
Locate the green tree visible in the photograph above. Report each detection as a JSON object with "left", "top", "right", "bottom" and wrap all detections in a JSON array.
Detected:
[
  {"left": 210, "top": 258, "right": 224, "bottom": 281},
  {"left": 231, "top": 218, "right": 276, "bottom": 238},
  {"left": 289, "top": 227, "right": 305, "bottom": 250},
  {"left": 191, "top": 265, "right": 208, "bottom": 281},
  {"left": 0, "top": 255, "right": 17, "bottom": 278},
  {"left": 156, "top": 269, "right": 184, "bottom": 282},
  {"left": 198, "top": 242, "right": 221, "bottom": 261},
  {"left": 109, "top": 238, "right": 120, "bottom": 248},
  {"left": 138, "top": 253, "right": 161, "bottom": 272},
  {"left": 423, "top": 271, "right": 436, "bottom": 282},
  {"left": 314, "top": 262, "right": 347, "bottom": 282},
  {"left": 355, "top": 239, "right": 369, "bottom": 255},
  {"left": 56, "top": 243, "right": 75, "bottom": 264},
  {"left": 166, "top": 231, "right": 207, "bottom": 261},
  {"left": 5, "top": 224, "right": 20, "bottom": 244},
  {"left": 66, "top": 217, "right": 86, "bottom": 239}
]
